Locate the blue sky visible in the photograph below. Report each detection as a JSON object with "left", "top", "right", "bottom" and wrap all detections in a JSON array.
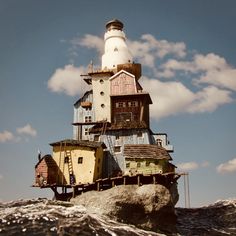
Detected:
[{"left": 0, "top": 0, "right": 236, "bottom": 207}]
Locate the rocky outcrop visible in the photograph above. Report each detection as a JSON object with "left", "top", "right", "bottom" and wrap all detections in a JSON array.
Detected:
[{"left": 71, "top": 184, "right": 179, "bottom": 234}]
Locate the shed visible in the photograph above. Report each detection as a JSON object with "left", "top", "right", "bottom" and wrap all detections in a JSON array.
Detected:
[
  {"left": 34, "top": 155, "right": 60, "bottom": 186},
  {"left": 124, "top": 144, "right": 174, "bottom": 175}
]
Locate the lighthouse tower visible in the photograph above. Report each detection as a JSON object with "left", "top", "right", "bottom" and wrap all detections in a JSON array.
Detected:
[{"left": 102, "top": 19, "right": 133, "bottom": 70}]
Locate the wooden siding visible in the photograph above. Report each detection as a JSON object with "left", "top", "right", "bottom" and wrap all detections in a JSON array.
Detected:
[
  {"left": 110, "top": 71, "right": 136, "bottom": 95},
  {"left": 35, "top": 157, "right": 59, "bottom": 186},
  {"left": 111, "top": 95, "right": 149, "bottom": 126}
]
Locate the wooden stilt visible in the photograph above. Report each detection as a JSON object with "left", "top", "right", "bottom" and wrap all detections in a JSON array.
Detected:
[
  {"left": 123, "top": 176, "right": 126, "bottom": 185},
  {"left": 153, "top": 175, "right": 156, "bottom": 184},
  {"left": 97, "top": 181, "right": 100, "bottom": 191},
  {"left": 137, "top": 175, "right": 140, "bottom": 186}
]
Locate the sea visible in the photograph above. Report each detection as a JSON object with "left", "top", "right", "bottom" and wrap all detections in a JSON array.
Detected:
[{"left": 0, "top": 198, "right": 235, "bottom": 236}]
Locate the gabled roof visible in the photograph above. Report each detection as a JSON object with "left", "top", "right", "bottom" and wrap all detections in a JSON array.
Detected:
[
  {"left": 124, "top": 144, "right": 172, "bottom": 161},
  {"left": 49, "top": 139, "right": 106, "bottom": 149},
  {"left": 74, "top": 90, "right": 93, "bottom": 107},
  {"left": 35, "top": 154, "right": 57, "bottom": 169},
  {"left": 109, "top": 69, "right": 135, "bottom": 81}
]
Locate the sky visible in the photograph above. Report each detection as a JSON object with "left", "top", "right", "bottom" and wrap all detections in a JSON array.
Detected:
[{"left": 0, "top": 0, "right": 236, "bottom": 207}]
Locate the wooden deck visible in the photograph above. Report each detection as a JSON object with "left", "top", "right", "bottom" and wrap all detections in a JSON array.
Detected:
[{"left": 33, "top": 173, "right": 180, "bottom": 201}]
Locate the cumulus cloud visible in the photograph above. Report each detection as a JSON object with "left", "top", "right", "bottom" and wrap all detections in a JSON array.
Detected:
[
  {"left": 0, "top": 124, "right": 37, "bottom": 143},
  {"left": 17, "top": 124, "right": 37, "bottom": 137},
  {"left": 0, "top": 131, "right": 15, "bottom": 143},
  {"left": 141, "top": 77, "right": 232, "bottom": 119},
  {"left": 177, "top": 162, "right": 199, "bottom": 171},
  {"left": 48, "top": 65, "right": 89, "bottom": 96},
  {"left": 160, "top": 53, "right": 236, "bottom": 91},
  {"left": 217, "top": 158, "right": 236, "bottom": 174},
  {"left": 128, "top": 34, "right": 186, "bottom": 68}
]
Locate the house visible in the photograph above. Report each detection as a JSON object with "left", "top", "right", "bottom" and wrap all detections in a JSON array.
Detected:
[
  {"left": 35, "top": 154, "right": 60, "bottom": 186},
  {"left": 34, "top": 19, "right": 178, "bottom": 199},
  {"left": 49, "top": 139, "right": 106, "bottom": 185},
  {"left": 124, "top": 144, "right": 175, "bottom": 176}
]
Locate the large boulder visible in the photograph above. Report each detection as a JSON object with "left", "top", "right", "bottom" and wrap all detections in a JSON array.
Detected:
[{"left": 71, "top": 184, "right": 179, "bottom": 234}]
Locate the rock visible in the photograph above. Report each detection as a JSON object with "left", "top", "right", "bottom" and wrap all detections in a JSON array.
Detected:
[{"left": 71, "top": 184, "right": 179, "bottom": 234}]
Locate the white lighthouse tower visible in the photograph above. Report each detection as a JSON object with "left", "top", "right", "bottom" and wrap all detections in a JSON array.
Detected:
[{"left": 102, "top": 19, "right": 133, "bottom": 70}]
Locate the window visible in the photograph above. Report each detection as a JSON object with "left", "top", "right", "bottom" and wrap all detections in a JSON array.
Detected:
[
  {"left": 99, "top": 79, "right": 104, "bottom": 84},
  {"left": 85, "top": 116, "right": 92, "bottom": 123},
  {"left": 115, "top": 135, "right": 119, "bottom": 140},
  {"left": 94, "top": 135, "right": 100, "bottom": 141},
  {"left": 155, "top": 160, "right": 159, "bottom": 165},
  {"left": 100, "top": 91, "right": 104, "bottom": 96},
  {"left": 126, "top": 163, "right": 130, "bottom": 168},
  {"left": 64, "top": 156, "right": 69, "bottom": 163},
  {"left": 157, "top": 139, "right": 162, "bottom": 147},
  {"left": 146, "top": 161, "right": 150, "bottom": 167},
  {"left": 137, "top": 131, "right": 143, "bottom": 137},
  {"left": 85, "top": 107, "right": 92, "bottom": 111},
  {"left": 128, "top": 101, "right": 138, "bottom": 107},
  {"left": 84, "top": 128, "right": 89, "bottom": 135},
  {"left": 137, "top": 162, "right": 141, "bottom": 168},
  {"left": 78, "top": 157, "right": 83, "bottom": 164},
  {"left": 115, "top": 102, "right": 126, "bottom": 108},
  {"left": 114, "top": 146, "right": 121, "bottom": 153},
  {"left": 101, "top": 104, "right": 105, "bottom": 108}
]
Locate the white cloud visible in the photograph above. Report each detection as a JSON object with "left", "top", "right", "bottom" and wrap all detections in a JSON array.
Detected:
[
  {"left": 0, "top": 131, "right": 15, "bottom": 143},
  {"left": 128, "top": 34, "right": 186, "bottom": 68},
  {"left": 177, "top": 162, "right": 199, "bottom": 171},
  {"left": 141, "top": 77, "right": 232, "bottom": 120},
  {"left": 71, "top": 34, "right": 104, "bottom": 55},
  {"left": 217, "top": 158, "right": 236, "bottom": 174},
  {"left": 187, "top": 86, "right": 233, "bottom": 113},
  {"left": 141, "top": 77, "right": 195, "bottom": 119},
  {"left": 160, "top": 53, "right": 236, "bottom": 91},
  {"left": 17, "top": 124, "right": 37, "bottom": 137},
  {"left": 48, "top": 65, "right": 89, "bottom": 96}
]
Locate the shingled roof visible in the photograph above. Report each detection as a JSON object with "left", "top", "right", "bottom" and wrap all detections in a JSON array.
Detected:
[
  {"left": 35, "top": 154, "right": 58, "bottom": 168},
  {"left": 124, "top": 144, "right": 172, "bottom": 161},
  {"left": 49, "top": 139, "right": 106, "bottom": 149}
]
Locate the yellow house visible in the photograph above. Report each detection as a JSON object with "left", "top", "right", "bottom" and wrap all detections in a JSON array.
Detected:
[
  {"left": 124, "top": 144, "right": 175, "bottom": 176},
  {"left": 50, "top": 139, "right": 106, "bottom": 185}
]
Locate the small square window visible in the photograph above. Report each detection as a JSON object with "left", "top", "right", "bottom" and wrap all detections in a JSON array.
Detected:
[
  {"left": 137, "top": 162, "right": 141, "bottom": 168},
  {"left": 85, "top": 116, "right": 92, "bottom": 123},
  {"left": 114, "top": 146, "right": 121, "bottom": 153},
  {"left": 94, "top": 135, "right": 100, "bottom": 141},
  {"left": 137, "top": 131, "right": 143, "bottom": 137},
  {"left": 84, "top": 128, "right": 89, "bottom": 135},
  {"left": 78, "top": 157, "right": 83, "bottom": 164},
  {"left": 126, "top": 163, "right": 130, "bottom": 168}
]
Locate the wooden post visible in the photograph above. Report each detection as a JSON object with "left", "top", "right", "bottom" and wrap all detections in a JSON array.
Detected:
[
  {"left": 72, "top": 187, "right": 75, "bottom": 198},
  {"left": 123, "top": 176, "right": 126, "bottom": 185},
  {"left": 137, "top": 175, "right": 140, "bottom": 186},
  {"left": 112, "top": 180, "right": 115, "bottom": 187},
  {"left": 153, "top": 175, "right": 156, "bottom": 184},
  {"left": 97, "top": 181, "right": 100, "bottom": 191}
]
